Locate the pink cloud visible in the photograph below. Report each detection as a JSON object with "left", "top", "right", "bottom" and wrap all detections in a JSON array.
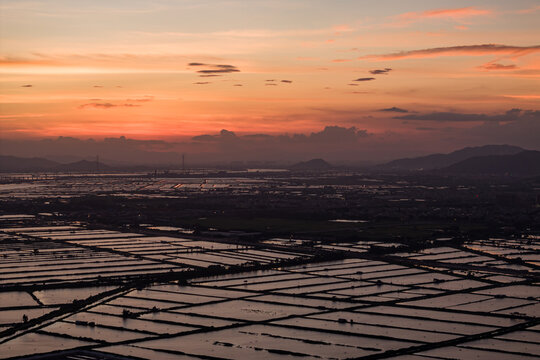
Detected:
[
  {"left": 479, "top": 62, "right": 518, "bottom": 71},
  {"left": 503, "top": 94, "right": 540, "bottom": 99},
  {"left": 515, "top": 5, "right": 540, "bottom": 14},
  {"left": 332, "top": 24, "right": 354, "bottom": 35},
  {"left": 360, "top": 44, "right": 540, "bottom": 61},
  {"left": 78, "top": 103, "right": 141, "bottom": 109},
  {"left": 398, "top": 7, "right": 491, "bottom": 22}
]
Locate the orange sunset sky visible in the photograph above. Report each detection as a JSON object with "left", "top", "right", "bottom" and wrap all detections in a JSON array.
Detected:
[{"left": 0, "top": 0, "right": 539, "bottom": 162}]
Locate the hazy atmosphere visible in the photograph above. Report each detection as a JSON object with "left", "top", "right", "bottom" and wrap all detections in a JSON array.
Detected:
[
  {"left": 1, "top": 0, "right": 539, "bottom": 163},
  {"left": 0, "top": 2, "right": 539, "bottom": 360}
]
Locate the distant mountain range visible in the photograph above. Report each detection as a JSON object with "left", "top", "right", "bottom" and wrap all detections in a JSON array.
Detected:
[
  {"left": 379, "top": 145, "right": 525, "bottom": 171},
  {"left": 2, "top": 145, "right": 538, "bottom": 176},
  {"left": 56, "top": 160, "right": 110, "bottom": 172},
  {"left": 0, "top": 156, "right": 109, "bottom": 173},
  {"left": 289, "top": 158, "right": 333, "bottom": 171},
  {"left": 0, "top": 156, "right": 60, "bottom": 172},
  {"left": 441, "top": 150, "right": 540, "bottom": 176}
]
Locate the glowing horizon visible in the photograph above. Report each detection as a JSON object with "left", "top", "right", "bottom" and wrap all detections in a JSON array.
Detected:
[{"left": 1, "top": 0, "right": 539, "bottom": 143}]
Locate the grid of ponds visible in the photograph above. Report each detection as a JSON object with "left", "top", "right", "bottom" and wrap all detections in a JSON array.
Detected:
[
  {"left": 0, "top": 217, "right": 538, "bottom": 359},
  {"left": 0, "top": 177, "right": 292, "bottom": 200},
  {"left": 0, "top": 224, "right": 310, "bottom": 288},
  {"left": 0, "top": 174, "right": 435, "bottom": 202}
]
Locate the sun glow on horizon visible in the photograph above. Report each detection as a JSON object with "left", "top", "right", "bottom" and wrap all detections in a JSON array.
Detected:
[{"left": 0, "top": 0, "right": 539, "bottom": 147}]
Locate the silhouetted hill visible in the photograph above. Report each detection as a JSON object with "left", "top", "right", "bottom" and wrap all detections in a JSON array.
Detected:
[
  {"left": 380, "top": 145, "right": 524, "bottom": 170},
  {"left": 0, "top": 155, "right": 111, "bottom": 173},
  {"left": 0, "top": 155, "right": 60, "bottom": 172},
  {"left": 56, "top": 160, "right": 110, "bottom": 172},
  {"left": 290, "top": 158, "right": 333, "bottom": 171},
  {"left": 441, "top": 151, "right": 540, "bottom": 176}
]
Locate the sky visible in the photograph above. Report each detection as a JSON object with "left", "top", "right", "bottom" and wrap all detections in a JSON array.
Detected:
[{"left": 0, "top": 0, "right": 539, "bottom": 163}]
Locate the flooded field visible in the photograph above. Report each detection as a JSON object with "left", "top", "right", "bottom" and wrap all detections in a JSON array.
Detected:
[{"left": 0, "top": 213, "right": 538, "bottom": 359}]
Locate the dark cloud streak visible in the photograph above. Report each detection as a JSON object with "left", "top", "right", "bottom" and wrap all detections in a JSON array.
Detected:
[
  {"left": 197, "top": 68, "right": 239, "bottom": 74},
  {"left": 78, "top": 103, "right": 141, "bottom": 109},
  {"left": 479, "top": 63, "right": 518, "bottom": 70},
  {"left": 380, "top": 107, "right": 408, "bottom": 113},
  {"left": 369, "top": 68, "right": 392, "bottom": 75},
  {"left": 361, "top": 44, "right": 540, "bottom": 60},
  {"left": 353, "top": 77, "right": 376, "bottom": 82},
  {"left": 396, "top": 109, "right": 539, "bottom": 122},
  {"left": 189, "top": 62, "right": 240, "bottom": 74}
]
